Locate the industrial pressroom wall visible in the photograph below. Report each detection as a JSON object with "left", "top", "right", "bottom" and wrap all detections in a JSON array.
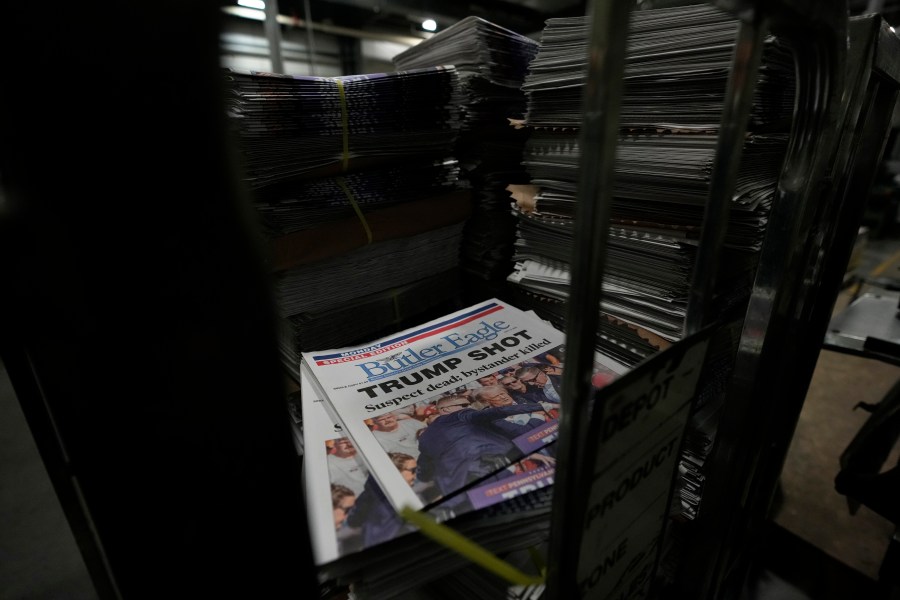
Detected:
[{"left": 219, "top": 8, "right": 420, "bottom": 76}]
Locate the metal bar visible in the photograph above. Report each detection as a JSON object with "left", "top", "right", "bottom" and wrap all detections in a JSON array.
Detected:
[
  {"left": 674, "top": 4, "right": 849, "bottom": 596},
  {"left": 684, "top": 15, "right": 767, "bottom": 335},
  {"left": 742, "top": 15, "right": 900, "bottom": 525},
  {"left": 302, "top": 0, "right": 318, "bottom": 75},
  {"left": 874, "top": 17, "right": 900, "bottom": 80},
  {"left": 264, "top": 0, "right": 284, "bottom": 73},
  {"left": 0, "top": 348, "right": 121, "bottom": 599},
  {"left": 544, "top": 0, "right": 635, "bottom": 597},
  {"left": 866, "top": 0, "right": 885, "bottom": 14},
  {"left": 693, "top": 42, "right": 833, "bottom": 600}
]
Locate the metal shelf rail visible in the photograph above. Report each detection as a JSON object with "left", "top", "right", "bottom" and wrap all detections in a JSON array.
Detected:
[
  {"left": 543, "top": 0, "right": 900, "bottom": 598},
  {"left": 678, "top": 10, "right": 900, "bottom": 600}
]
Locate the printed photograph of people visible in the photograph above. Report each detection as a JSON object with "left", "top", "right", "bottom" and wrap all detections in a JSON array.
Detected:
[
  {"left": 463, "top": 444, "right": 557, "bottom": 511},
  {"left": 325, "top": 441, "right": 427, "bottom": 556},
  {"left": 326, "top": 437, "right": 367, "bottom": 496},
  {"left": 591, "top": 359, "right": 621, "bottom": 388},
  {"left": 511, "top": 345, "right": 566, "bottom": 404},
  {"left": 346, "top": 452, "right": 420, "bottom": 548},
  {"left": 357, "top": 342, "right": 622, "bottom": 513},
  {"left": 331, "top": 483, "right": 356, "bottom": 531},
  {"left": 369, "top": 411, "right": 425, "bottom": 458},
  {"left": 363, "top": 377, "right": 556, "bottom": 507},
  {"left": 325, "top": 438, "right": 367, "bottom": 556}
]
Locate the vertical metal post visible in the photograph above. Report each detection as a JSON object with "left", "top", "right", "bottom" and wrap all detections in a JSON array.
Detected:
[
  {"left": 303, "top": 0, "right": 318, "bottom": 75},
  {"left": 866, "top": 0, "right": 885, "bottom": 14},
  {"left": 264, "top": 0, "right": 284, "bottom": 74},
  {"left": 544, "top": 0, "right": 634, "bottom": 597},
  {"left": 684, "top": 16, "right": 767, "bottom": 335},
  {"left": 0, "top": 348, "right": 122, "bottom": 600},
  {"left": 674, "top": 2, "right": 848, "bottom": 596}
]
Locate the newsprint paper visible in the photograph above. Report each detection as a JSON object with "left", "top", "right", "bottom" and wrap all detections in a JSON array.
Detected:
[
  {"left": 301, "top": 366, "right": 560, "bottom": 568},
  {"left": 301, "top": 298, "right": 568, "bottom": 513}
]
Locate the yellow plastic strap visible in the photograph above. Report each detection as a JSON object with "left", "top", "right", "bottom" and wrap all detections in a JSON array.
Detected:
[
  {"left": 335, "top": 177, "right": 372, "bottom": 244},
  {"left": 399, "top": 507, "right": 545, "bottom": 586},
  {"left": 333, "top": 78, "right": 349, "bottom": 172}
]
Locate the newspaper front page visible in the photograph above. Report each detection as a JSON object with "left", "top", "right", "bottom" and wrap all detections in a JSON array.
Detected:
[
  {"left": 302, "top": 365, "right": 566, "bottom": 570},
  {"left": 301, "top": 298, "right": 568, "bottom": 512}
]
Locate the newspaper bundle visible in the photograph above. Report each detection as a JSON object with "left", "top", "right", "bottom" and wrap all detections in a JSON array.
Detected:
[
  {"left": 301, "top": 299, "right": 573, "bottom": 514},
  {"left": 300, "top": 366, "right": 558, "bottom": 569},
  {"left": 297, "top": 298, "right": 629, "bottom": 595}
]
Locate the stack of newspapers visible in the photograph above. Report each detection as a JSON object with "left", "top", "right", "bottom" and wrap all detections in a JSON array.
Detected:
[
  {"left": 295, "top": 298, "right": 627, "bottom": 598},
  {"left": 223, "top": 66, "right": 473, "bottom": 372},
  {"left": 505, "top": 2, "right": 793, "bottom": 366},
  {"left": 393, "top": 17, "right": 539, "bottom": 289},
  {"left": 505, "top": 2, "right": 796, "bottom": 536},
  {"left": 223, "top": 67, "right": 462, "bottom": 186}
]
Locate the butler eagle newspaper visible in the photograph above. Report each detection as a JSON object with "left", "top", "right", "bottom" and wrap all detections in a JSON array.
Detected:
[{"left": 301, "top": 299, "right": 565, "bottom": 512}]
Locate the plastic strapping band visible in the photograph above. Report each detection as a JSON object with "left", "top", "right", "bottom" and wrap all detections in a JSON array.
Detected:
[
  {"left": 333, "top": 78, "right": 349, "bottom": 172},
  {"left": 399, "top": 507, "right": 544, "bottom": 586},
  {"left": 335, "top": 177, "right": 372, "bottom": 244}
]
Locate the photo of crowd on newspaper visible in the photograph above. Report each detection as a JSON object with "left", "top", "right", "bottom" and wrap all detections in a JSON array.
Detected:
[
  {"left": 325, "top": 436, "right": 558, "bottom": 556},
  {"left": 326, "top": 442, "right": 419, "bottom": 556},
  {"left": 315, "top": 343, "right": 625, "bottom": 559},
  {"left": 355, "top": 346, "right": 566, "bottom": 506}
]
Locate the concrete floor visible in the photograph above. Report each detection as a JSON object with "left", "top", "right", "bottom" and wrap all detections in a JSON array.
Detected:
[
  {"left": 0, "top": 360, "right": 98, "bottom": 600},
  {"left": 773, "top": 235, "right": 900, "bottom": 583},
  {"left": 1, "top": 236, "right": 898, "bottom": 599},
  {"left": 776, "top": 350, "right": 899, "bottom": 580}
]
